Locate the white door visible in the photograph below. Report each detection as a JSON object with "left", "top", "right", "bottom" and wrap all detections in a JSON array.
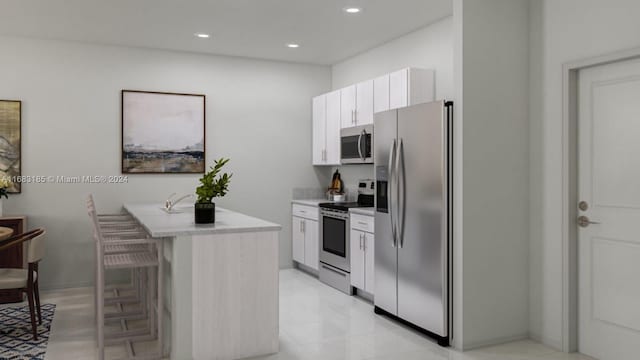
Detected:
[
  {"left": 364, "top": 232, "right": 375, "bottom": 294},
  {"left": 340, "top": 85, "right": 356, "bottom": 128},
  {"left": 356, "top": 80, "right": 374, "bottom": 125},
  {"left": 292, "top": 216, "right": 305, "bottom": 264},
  {"left": 304, "top": 219, "right": 319, "bottom": 270},
  {"left": 578, "top": 57, "right": 640, "bottom": 360},
  {"left": 350, "top": 229, "right": 365, "bottom": 289},
  {"left": 325, "top": 90, "right": 342, "bottom": 165},
  {"left": 312, "top": 95, "right": 326, "bottom": 165}
]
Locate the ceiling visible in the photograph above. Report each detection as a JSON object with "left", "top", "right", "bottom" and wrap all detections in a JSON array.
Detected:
[{"left": 0, "top": 0, "right": 452, "bottom": 65}]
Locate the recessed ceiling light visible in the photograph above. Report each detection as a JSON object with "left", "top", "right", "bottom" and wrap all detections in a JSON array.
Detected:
[
  {"left": 343, "top": 7, "right": 362, "bottom": 14},
  {"left": 286, "top": 43, "right": 300, "bottom": 48},
  {"left": 194, "top": 33, "right": 210, "bottom": 38}
]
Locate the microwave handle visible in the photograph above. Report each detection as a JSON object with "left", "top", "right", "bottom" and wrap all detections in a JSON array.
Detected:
[{"left": 357, "top": 131, "right": 363, "bottom": 161}]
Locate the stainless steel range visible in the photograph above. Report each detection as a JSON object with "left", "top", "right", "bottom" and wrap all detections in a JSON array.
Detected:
[{"left": 318, "top": 180, "right": 374, "bottom": 294}]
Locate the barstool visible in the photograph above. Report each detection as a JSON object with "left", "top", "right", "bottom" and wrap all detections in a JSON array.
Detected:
[
  {"left": 87, "top": 196, "right": 163, "bottom": 360},
  {"left": 87, "top": 196, "right": 148, "bottom": 312}
]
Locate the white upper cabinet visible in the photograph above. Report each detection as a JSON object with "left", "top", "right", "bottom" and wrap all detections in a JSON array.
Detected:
[
  {"left": 325, "top": 90, "right": 341, "bottom": 165},
  {"left": 312, "top": 68, "right": 434, "bottom": 165},
  {"left": 340, "top": 85, "right": 356, "bottom": 128},
  {"left": 311, "top": 95, "right": 326, "bottom": 165},
  {"left": 312, "top": 91, "right": 341, "bottom": 166},
  {"left": 340, "top": 80, "right": 374, "bottom": 128},
  {"left": 356, "top": 80, "right": 374, "bottom": 125},
  {"left": 374, "top": 74, "right": 390, "bottom": 113},
  {"left": 389, "top": 68, "right": 435, "bottom": 110},
  {"left": 389, "top": 68, "right": 409, "bottom": 109}
]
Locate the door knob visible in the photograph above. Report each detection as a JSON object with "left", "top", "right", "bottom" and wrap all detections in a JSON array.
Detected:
[{"left": 577, "top": 215, "right": 600, "bottom": 228}]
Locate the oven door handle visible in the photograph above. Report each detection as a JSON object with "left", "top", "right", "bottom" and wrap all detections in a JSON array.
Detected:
[{"left": 388, "top": 139, "right": 397, "bottom": 248}]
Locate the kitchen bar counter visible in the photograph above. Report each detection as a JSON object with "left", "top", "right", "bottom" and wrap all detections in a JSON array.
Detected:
[
  {"left": 124, "top": 203, "right": 281, "bottom": 237},
  {"left": 124, "top": 203, "right": 281, "bottom": 360}
]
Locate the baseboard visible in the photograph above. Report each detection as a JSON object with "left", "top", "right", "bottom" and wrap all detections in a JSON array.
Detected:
[
  {"left": 294, "top": 262, "right": 319, "bottom": 277},
  {"left": 40, "top": 280, "right": 93, "bottom": 291},
  {"left": 461, "top": 333, "right": 530, "bottom": 351},
  {"left": 529, "top": 332, "right": 563, "bottom": 351}
]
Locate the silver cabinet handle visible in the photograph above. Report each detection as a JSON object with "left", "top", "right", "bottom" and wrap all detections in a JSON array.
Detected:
[
  {"left": 362, "top": 234, "right": 366, "bottom": 251},
  {"left": 299, "top": 220, "right": 303, "bottom": 232},
  {"left": 357, "top": 221, "right": 368, "bottom": 226},
  {"left": 352, "top": 110, "right": 355, "bottom": 124},
  {"left": 388, "top": 140, "right": 397, "bottom": 248},
  {"left": 302, "top": 220, "right": 305, "bottom": 233}
]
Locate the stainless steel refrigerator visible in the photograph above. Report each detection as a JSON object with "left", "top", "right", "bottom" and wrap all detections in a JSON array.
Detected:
[{"left": 374, "top": 100, "right": 452, "bottom": 346}]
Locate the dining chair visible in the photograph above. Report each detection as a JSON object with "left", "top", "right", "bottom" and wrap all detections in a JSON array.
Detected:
[{"left": 0, "top": 228, "right": 46, "bottom": 340}]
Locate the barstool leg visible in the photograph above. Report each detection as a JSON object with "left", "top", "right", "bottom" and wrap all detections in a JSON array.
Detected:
[
  {"left": 97, "top": 257, "right": 105, "bottom": 360},
  {"left": 157, "top": 240, "right": 164, "bottom": 358}
]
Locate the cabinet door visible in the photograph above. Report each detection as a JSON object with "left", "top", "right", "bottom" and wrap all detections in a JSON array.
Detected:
[
  {"left": 350, "top": 229, "right": 365, "bottom": 289},
  {"left": 364, "top": 232, "right": 375, "bottom": 294},
  {"left": 389, "top": 68, "right": 408, "bottom": 110},
  {"left": 340, "top": 85, "right": 356, "bottom": 128},
  {"left": 325, "top": 90, "right": 342, "bottom": 165},
  {"left": 356, "top": 80, "right": 374, "bottom": 125},
  {"left": 292, "top": 216, "right": 305, "bottom": 264},
  {"left": 312, "top": 95, "right": 326, "bottom": 165},
  {"left": 374, "top": 75, "right": 390, "bottom": 113},
  {"left": 304, "top": 219, "right": 319, "bottom": 271}
]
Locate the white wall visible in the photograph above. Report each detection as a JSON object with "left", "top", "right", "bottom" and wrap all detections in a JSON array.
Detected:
[
  {"left": 0, "top": 35, "right": 331, "bottom": 289},
  {"left": 530, "top": 0, "right": 640, "bottom": 350},
  {"left": 330, "top": 16, "right": 454, "bottom": 193},
  {"left": 454, "top": 0, "right": 530, "bottom": 349},
  {"left": 332, "top": 16, "right": 453, "bottom": 99}
]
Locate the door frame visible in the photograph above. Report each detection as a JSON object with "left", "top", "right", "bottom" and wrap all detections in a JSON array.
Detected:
[{"left": 561, "top": 46, "right": 640, "bottom": 352}]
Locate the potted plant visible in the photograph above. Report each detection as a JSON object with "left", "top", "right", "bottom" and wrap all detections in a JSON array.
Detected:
[
  {"left": 0, "top": 176, "right": 12, "bottom": 217},
  {"left": 195, "top": 158, "right": 232, "bottom": 224}
]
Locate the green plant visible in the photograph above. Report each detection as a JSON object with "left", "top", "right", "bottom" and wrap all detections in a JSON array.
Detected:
[
  {"left": 0, "top": 176, "right": 12, "bottom": 199},
  {"left": 196, "top": 158, "right": 232, "bottom": 203}
]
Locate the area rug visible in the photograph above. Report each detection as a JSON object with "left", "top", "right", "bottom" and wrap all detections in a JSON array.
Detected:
[{"left": 0, "top": 303, "right": 56, "bottom": 360}]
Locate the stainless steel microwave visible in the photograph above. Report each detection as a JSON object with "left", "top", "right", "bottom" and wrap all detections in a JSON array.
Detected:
[{"left": 340, "top": 124, "right": 373, "bottom": 164}]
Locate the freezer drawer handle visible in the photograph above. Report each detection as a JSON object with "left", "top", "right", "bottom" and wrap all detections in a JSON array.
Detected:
[{"left": 321, "top": 264, "right": 347, "bottom": 278}]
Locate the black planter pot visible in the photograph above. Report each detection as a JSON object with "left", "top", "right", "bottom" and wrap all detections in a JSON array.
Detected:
[{"left": 194, "top": 202, "right": 215, "bottom": 224}]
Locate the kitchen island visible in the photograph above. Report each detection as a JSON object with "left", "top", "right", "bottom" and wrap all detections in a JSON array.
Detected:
[{"left": 124, "top": 203, "right": 281, "bottom": 360}]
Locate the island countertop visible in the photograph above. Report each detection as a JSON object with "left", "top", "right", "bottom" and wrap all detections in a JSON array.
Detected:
[{"left": 124, "top": 202, "right": 282, "bottom": 238}]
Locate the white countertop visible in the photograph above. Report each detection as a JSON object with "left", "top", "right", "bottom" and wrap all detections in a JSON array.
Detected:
[
  {"left": 124, "top": 203, "right": 282, "bottom": 238},
  {"left": 291, "top": 199, "right": 326, "bottom": 207},
  {"left": 349, "top": 207, "right": 375, "bottom": 216}
]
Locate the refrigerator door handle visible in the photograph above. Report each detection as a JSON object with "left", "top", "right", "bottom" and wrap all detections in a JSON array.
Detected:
[
  {"left": 397, "top": 139, "right": 406, "bottom": 248},
  {"left": 388, "top": 139, "right": 397, "bottom": 247}
]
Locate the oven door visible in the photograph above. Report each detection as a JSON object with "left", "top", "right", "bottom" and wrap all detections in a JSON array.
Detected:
[
  {"left": 319, "top": 209, "right": 350, "bottom": 272},
  {"left": 341, "top": 125, "right": 373, "bottom": 164}
]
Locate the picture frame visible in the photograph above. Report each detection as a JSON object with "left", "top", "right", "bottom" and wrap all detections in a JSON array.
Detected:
[
  {"left": 121, "top": 90, "right": 206, "bottom": 174},
  {"left": 0, "top": 100, "right": 21, "bottom": 193}
]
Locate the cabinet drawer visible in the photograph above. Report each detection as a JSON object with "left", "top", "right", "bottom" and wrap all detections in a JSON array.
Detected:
[
  {"left": 350, "top": 214, "right": 374, "bottom": 233},
  {"left": 292, "top": 204, "right": 319, "bottom": 221}
]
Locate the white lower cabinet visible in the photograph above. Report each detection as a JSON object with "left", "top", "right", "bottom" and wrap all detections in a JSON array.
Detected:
[
  {"left": 292, "top": 204, "right": 319, "bottom": 271},
  {"left": 292, "top": 216, "right": 305, "bottom": 264},
  {"left": 303, "top": 219, "right": 319, "bottom": 270},
  {"left": 350, "top": 215, "right": 375, "bottom": 294}
]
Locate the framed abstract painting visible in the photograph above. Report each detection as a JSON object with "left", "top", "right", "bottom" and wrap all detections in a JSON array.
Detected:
[
  {"left": 0, "top": 100, "right": 21, "bottom": 193},
  {"left": 121, "top": 90, "right": 205, "bottom": 173}
]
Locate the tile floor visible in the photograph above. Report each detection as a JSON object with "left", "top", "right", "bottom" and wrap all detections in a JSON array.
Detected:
[{"left": 24, "top": 269, "right": 595, "bottom": 359}]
